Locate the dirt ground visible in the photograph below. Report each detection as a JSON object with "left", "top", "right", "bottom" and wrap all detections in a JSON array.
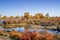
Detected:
[{"left": 0, "top": 36, "right": 13, "bottom": 40}]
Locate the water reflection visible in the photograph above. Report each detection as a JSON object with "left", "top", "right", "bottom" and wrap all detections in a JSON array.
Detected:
[
  {"left": 13, "top": 27, "right": 25, "bottom": 32},
  {"left": 0, "top": 26, "right": 60, "bottom": 34}
]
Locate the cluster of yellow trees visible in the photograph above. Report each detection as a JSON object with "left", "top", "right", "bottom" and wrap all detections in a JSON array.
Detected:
[
  {"left": 0, "top": 12, "right": 50, "bottom": 20},
  {"left": 24, "top": 12, "right": 49, "bottom": 19}
]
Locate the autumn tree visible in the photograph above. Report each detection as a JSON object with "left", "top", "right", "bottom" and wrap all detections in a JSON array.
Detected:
[
  {"left": 15, "top": 15, "right": 19, "bottom": 19},
  {"left": 3, "top": 16, "right": 7, "bottom": 20},
  {"left": 9, "top": 16, "right": 14, "bottom": 24},
  {"left": 34, "top": 13, "right": 44, "bottom": 19},
  {"left": 10, "top": 16, "right": 14, "bottom": 18},
  {"left": 24, "top": 12, "right": 31, "bottom": 19},
  {"left": 45, "top": 13, "right": 50, "bottom": 19}
]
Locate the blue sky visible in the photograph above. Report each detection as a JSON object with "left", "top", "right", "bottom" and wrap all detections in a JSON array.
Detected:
[{"left": 0, "top": 0, "right": 60, "bottom": 16}]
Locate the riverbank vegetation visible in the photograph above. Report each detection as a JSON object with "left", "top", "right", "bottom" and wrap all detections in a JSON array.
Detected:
[
  {"left": 0, "top": 12, "right": 60, "bottom": 28},
  {"left": 0, "top": 29, "right": 60, "bottom": 40}
]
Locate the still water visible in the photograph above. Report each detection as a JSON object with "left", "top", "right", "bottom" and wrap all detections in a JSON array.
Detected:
[{"left": 0, "top": 27, "right": 60, "bottom": 34}]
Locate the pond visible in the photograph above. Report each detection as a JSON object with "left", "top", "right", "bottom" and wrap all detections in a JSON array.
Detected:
[{"left": 0, "top": 26, "right": 60, "bottom": 34}]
